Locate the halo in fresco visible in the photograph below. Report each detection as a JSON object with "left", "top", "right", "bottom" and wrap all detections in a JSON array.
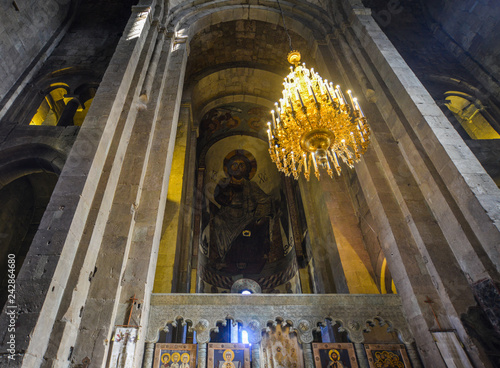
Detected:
[{"left": 222, "top": 149, "right": 257, "bottom": 180}]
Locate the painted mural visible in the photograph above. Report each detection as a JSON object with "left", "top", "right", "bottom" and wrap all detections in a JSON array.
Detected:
[
  {"left": 198, "top": 104, "right": 269, "bottom": 145},
  {"left": 197, "top": 103, "right": 301, "bottom": 293}
]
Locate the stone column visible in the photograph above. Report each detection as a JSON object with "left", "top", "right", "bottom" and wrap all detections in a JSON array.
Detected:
[
  {"left": 302, "top": 342, "right": 314, "bottom": 368},
  {"left": 296, "top": 320, "right": 314, "bottom": 368},
  {"left": 171, "top": 106, "right": 197, "bottom": 293},
  {"left": 143, "top": 342, "right": 155, "bottom": 368},
  {"left": 334, "top": 3, "right": 497, "bottom": 367},
  {"left": 247, "top": 320, "right": 262, "bottom": 368},
  {"left": 354, "top": 343, "right": 369, "bottom": 368},
  {"left": 118, "top": 34, "right": 189, "bottom": 368},
  {"left": 57, "top": 98, "right": 80, "bottom": 126},
  {"left": 405, "top": 342, "right": 423, "bottom": 368},
  {"left": 230, "top": 322, "right": 239, "bottom": 343},
  {"left": 0, "top": 3, "right": 158, "bottom": 367},
  {"left": 251, "top": 342, "right": 261, "bottom": 368},
  {"left": 197, "top": 343, "right": 207, "bottom": 368},
  {"left": 298, "top": 177, "right": 349, "bottom": 294},
  {"left": 193, "top": 319, "right": 211, "bottom": 368}
]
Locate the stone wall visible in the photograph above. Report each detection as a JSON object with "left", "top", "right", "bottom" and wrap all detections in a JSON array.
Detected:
[
  {"left": 37, "top": 0, "right": 137, "bottom": 75},
  {"left": 362, "top": 0, "right": 500, "bottom": 188},
  {"left": 0, "top": 0, "right": 72, "bottom": 108},
  {"left": 421, "top": 0, "right": 500, "bottom": 95}
]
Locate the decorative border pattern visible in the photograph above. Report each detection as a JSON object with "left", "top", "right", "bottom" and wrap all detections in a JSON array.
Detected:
[{"left": 146, "top": 294, "right": 413, "bottom": 345}]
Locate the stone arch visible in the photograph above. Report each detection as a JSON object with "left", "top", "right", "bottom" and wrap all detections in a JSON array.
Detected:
[
  {"left": 192, "top": 69, "right": 281, "bottom": 120},
  {"left": 0, "top": 143, "right": 65, "bottom": 189},
  {"left": 199, "top": 95, "right": 275, "bottom": 122},
  {"left": 30, "top": 84, "right": 71, "bottom": 126},
  {"left": 0, "top": 144, "right": 63, "bottom": 309},
  {"left": 169, "top": 0, "right": 332, "bottom": 42},
  {"left": 444, "top": 91, "right": 500, "bottom": 140},
  {"left": 177, "top": 1, "right": 335, "bottom": 117},
  {"left": 5, "top": 67, "right": 101, "bottom": 125},
  {"left": 426, "top": 74, "right": 500, "bottom": 133}
]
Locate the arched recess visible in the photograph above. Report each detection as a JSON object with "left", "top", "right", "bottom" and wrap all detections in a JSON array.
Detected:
[
  {"left": 0, "top": 144, "right": 64, "bottom": 309},
  {"left": 29, "top": 80, "right": 98, "bottom": 127},
  {"left": 4, "top": 67, "right": 101, "bottom": 127},
  {"left": 196, "top": 122, "right": 300, "bottom": 293},
  {"left": 0, "top": 143, "right": 66, "bottom": 188},
  {"left": 30, "top": 84, "right": 70, "bottom": 126},
  {"left": 169, "top": 0, "right": 332, "bottom": 43},
  {"left": 423, "top": 75, "right": 500, "bottom": 185},
  {"left": 444, "top": 91, "right": 500, "bottom": 140},
  {"left": 191, "top": 69, "right": 283, "bottom": 120},
  {"left": 153, "top": 1, "right": 385, "bottom": 295}
]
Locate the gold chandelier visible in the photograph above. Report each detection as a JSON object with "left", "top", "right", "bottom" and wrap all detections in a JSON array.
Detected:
[{"left": 267, "top": 51, "right": 370, "bottom": 180}]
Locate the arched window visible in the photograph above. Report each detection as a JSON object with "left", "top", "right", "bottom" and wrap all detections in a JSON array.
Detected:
[
  {"left": 29, "top": 83, "right": 96, "bottom": 127},
  {"left": 72, "top": 97, "right": 93, "bottom": 126},
  {"left": 72, "top": 84, "right": 97, "bottom": 126},
  {"left": 30, "top": 84, "right": 70, "bottom": 126},
  {"left": 444, "top": 91, "right": 500, "bottom": 140}
]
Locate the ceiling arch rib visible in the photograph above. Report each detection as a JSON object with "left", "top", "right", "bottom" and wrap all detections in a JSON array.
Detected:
[
  {"left": 191, "top": 68, "right": 283, "bottom": 120},
  {"left": 0, "top": 144, "right": 66, "bottom": 189},
  {"left": 199, "top": 95, "right": 275, "bottom": 123},
  {"left": 167, "top": 0, "right": 333, "bottom": 43},
  {"left": 184, "top": 19, "right": 313, "bottom": 84}
]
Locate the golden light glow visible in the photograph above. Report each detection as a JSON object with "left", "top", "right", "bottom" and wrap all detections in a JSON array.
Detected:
[
  {"left": 445, "top": 93, "right": 500, "bottom": 140},
  {"left": 30, "top": 86, "right": 68, "bottom": 126},
  {"left": 268, "top": 51, "right": 370, "bottom": 180}
]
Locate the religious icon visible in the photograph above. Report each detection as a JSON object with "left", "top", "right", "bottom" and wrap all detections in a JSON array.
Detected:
[
  {"left": 180, "top": 353, "right": 190, "bottom": 368},
  {"left": 208, "top": 343, "right": 250, "bottom": 368},
  {"left": 220, "top": 349, "right": 237, "bottom": 368},
  {"left": 312, "top": 343, "right": 358, "bottom": 368},
  {"left": 161, "top": 352, "right": 170, "bottom": 368},
  {"left": 153, "top": 344, "right": 196, "bottom": 368},
  {"left": 170, "top": 352, "right": 181, "bottom": 368},
  {"left": 210, "top": 149, "right": 273, "bottom": 273},
  {"left": 364, "top": 344, "right": 411, "bottom": 368}
]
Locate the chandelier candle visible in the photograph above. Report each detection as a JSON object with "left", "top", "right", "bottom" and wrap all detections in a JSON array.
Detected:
[{"left": 267, "top": 51, "right": 371, "bottom": 180}]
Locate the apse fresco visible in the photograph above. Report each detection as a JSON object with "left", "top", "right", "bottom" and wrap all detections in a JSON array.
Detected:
[
  {"left": 210, "top": 149, "right": 274, "bottom": 272},
  {"left": 197, "top": 103, "right": 300, "bottom": 293}
]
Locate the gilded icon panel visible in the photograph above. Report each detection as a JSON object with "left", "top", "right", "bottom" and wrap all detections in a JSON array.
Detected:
[
  {"left": 364, "top": 344, "right": 411, "bottom": 368},
  {"left": 312, "top": 342, "right": 358, "bottom": 368},
  {"left": 153, "top": 343, "right": 197, "bottom": 368},
  {"left": 207, "top": 343, "right": 251, "bottom": 368}
]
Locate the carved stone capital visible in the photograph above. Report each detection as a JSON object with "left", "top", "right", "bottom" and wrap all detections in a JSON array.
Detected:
[
  {"left": 246, "top": 319, "right": 262, "bottom": 344},
  {"left": 296, "top": 319, "right": 314, "bottom": 344},
  {"left": 192, "top": 319, "right": 211, "bottom": 344}
]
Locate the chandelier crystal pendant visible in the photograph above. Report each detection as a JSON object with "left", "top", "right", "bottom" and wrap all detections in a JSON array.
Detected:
[{"left": 267, "top": 51, "right": 370, "bottom": 180}]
